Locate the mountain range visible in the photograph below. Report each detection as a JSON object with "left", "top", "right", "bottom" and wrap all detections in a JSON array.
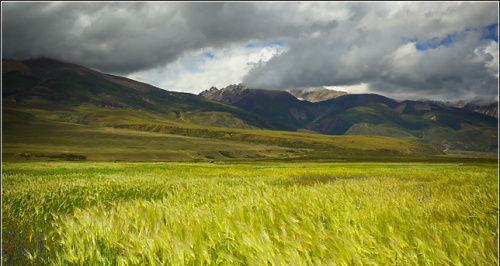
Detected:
[
  {"left": 2, "top": 58, "right": 498, "bottom": 162},
  {"left": 200, "top": 84, "right": 498, "bottom": 152},
  {"left": 452, "top": 100, "right": 498, "bottom": 118},
  {"left": 3, "top": 58, "right": 271, "bottom": 129}
]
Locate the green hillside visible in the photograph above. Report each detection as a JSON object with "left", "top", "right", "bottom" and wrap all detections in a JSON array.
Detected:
[
  {"left": 337, "top": 103, "right": 498, "bottom": 153},
  {"left": 311, "top": 98, "right": 497, "bottom": 152},
  {"left": 3, "top": 106, "right": 444, "bottom": 162},
  {"left": 2, "top": 58, "right": 266, "bottom": 129},
  {"left": 200, "top": 87, "right": 498, "bottom": 152}
]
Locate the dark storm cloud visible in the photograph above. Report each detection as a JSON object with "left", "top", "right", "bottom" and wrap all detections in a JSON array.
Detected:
[
  {"left": 3, "top": 2, "right": 197, "bottom": 73},
  {"left": 2, "top": 2, "right": 498, "bottom": 100},
  {"left": 243, "top": 27, "right": 498, "bottom": 100},
  {"left": 2, "top": 2, "right": 336, "bottom": 73}
]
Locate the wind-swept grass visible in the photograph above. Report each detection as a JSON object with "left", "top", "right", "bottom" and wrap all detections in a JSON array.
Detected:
[{"left": 2, "top": 162, "right": 498, "bottom": 265}]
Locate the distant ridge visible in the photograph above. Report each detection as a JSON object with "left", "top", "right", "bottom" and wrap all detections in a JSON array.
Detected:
[
  {"left": 199, "top": 84, "right": 497, "bottom": 152},
  {"left": 419, "top": 98, "right": 498, "bottom": 118}
]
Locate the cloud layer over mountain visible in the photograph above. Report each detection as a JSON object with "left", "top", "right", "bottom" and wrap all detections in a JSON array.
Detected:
[{"left": 2, "top": 2, "right": 498, "bottom": 100}]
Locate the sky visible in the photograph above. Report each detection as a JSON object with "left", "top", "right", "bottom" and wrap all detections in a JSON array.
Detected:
[{"left": 2, "top": 2, "right": 499, "bottom": 101}]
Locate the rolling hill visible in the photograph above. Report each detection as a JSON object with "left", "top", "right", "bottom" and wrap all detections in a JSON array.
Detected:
[
  {"left": 2, "top": 58, "right": 448, "bottom": 162},
  {"left": 3, "top": 58, "right": 269, "bottom": 129}
]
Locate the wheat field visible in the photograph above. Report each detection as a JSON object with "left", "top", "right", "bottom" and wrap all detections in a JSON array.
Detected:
[{"left": 2, "top": 162, "right": 498, "bottom": 265}]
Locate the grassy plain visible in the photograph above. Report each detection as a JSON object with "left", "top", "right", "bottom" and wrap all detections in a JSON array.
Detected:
[
  {"left": 3, "top": 107, "right": 449, "bottom": 162},
  {"left": 2, "top": 161, "right": 498, "bottom": 265}
]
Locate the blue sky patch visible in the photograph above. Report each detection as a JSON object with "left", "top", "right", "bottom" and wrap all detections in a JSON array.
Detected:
[
  {"left": 202, "top": 51, "right": 215, "bottom": 60},
  {"left": 244, "top": 39, "right": 286, "bottom": 49},
  {"left": 405, "top": 23, "right": 498, "bottom": 52},
  {"left": 481, "top": 23, "right": 498, "bottom": 42},
  {"left": 270, "top": 39, "right": 286, "bottom": 47},
  {"left": 415, "top": 34, "right": 456, "bottom": 51}
]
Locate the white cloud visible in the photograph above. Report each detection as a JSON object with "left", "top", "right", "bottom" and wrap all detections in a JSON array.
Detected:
[
  {"left": 326, "top": 83, "right": 369, "bottom": 94},
  {"left": 475, "top": 41, "right": 499, "bottom": 78},
  {"left": 127, "top": 42, "right": 285, "bottom": 93}
]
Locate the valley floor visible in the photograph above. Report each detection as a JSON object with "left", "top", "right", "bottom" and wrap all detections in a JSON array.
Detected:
[{"left": 2, "top": 161, "right": 498, "bottom": 265}]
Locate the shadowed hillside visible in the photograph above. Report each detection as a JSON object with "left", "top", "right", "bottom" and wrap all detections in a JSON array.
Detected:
[
  {"left": 200, "top": 85, "right": 498, "bottom": 152},
  {"left": 2, "top": 58, "right": 268, "bottom": 129}
]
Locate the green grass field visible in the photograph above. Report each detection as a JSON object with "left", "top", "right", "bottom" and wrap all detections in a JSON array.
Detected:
[
  {"left": 2, "top": 162, "right": 498, "bottom": 265},
  {"left": 4, "top": 107, "right": 452, "bottom": 163}
]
